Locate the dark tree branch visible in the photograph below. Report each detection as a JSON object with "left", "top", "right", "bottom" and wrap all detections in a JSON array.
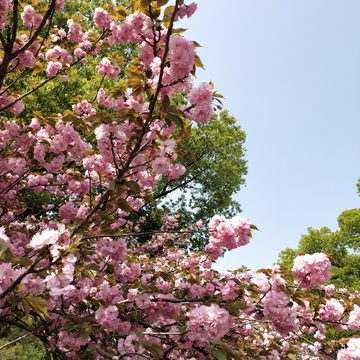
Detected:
[
  {"left": 0, "top": 316, "right": 72, "bottom": 360},
  {"left": 12, "top": 0, "right": 56, "bottom": 58},
  {"left": 154, "top": 173, "right": 200, "bottom": 200}
]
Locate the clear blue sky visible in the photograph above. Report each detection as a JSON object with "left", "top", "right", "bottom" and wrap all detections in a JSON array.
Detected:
[{"left": 180, "top": 0, "right": 360, "bottom": 272}]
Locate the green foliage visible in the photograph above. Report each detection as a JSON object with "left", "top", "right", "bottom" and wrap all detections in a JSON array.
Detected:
[
  {"left": 137, "top": 110, "right": 248, "bottom": 251},
  {"left": 278, "top": 207, "right": 360, "bottom": 290}
]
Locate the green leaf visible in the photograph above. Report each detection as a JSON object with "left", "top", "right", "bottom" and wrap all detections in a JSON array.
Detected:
[
  {"left": 126, "top": 180, "right": 141, "bottom": 194},
  {"left": 157, "top": 0, "right": 169, "bottom": 6},
  {"left": 140, "top": 0, "right": 152, "bottom": 11},
  {"left": 125, "top": 68, "right": 144, "bottom": 80},
  {"left": 256, "top": 268, "right": 270, "bottom": 274},
  {"left": 109, "top": 86, "right": 124, "bottom": 99},
  {"left": 22, "top": 97, "right": 32, "bottom": 104},
  {"left": 144, "top": 194, "right": 155, "bottom": 203},
  {"left": 116, "top": 6, "right": 128, "bottom": 18},
  {"left": 185, "top": 149, "right": 198, "bottom": 163},
  {"left": 0, "top": 238, "right": 8, "bottom": 256},
  {"left": 86, "top": 114, "right": 104, "bottom": 122},
  {"left": 13, "top": 257, "right": 33, "bottom": 266},
  {"left": 137, "top": 330, "right": 145, "bottom": 339},
  {"left": 33, "top": 111, "right": 45, "bottom": 121},
  {"left": 109, "top": 179, "right": 117, "bottom": 191},
  {"left": 166, "top": 114, "right": 182, "bottom": 127},
  {"left": 194, "top": 55, "right": 205, "bottom": 69},
  {"left": 233, "top": 299, "right": 249, "bottom": 310},
  {"left": 80, "top": 328, "right": 89, "bottom": 341},
  {"left": 21, "top": 298, "right": 31, "bottom": 317},
  {"left": 259, "top": 350, "right": 272, "bottom": 356},
  {"left": 164, "top": 5, "right": 175, "bottom": 15},
  {"left": 172, "top": 28, "right": 187, "bottom": 35},
  {"left": 23, "top": 295, "right": 49, "bottom": 319},
  {"left": 214, "top": 349, "right": 227, "bottom": 360},
  {"left": 177, "top": 123, "right": 191, "bottom": 142},
  {"left": 217, "top": 343, "right": 242, "bottom": 360},
  {"left": 115, "top": 198, "right": 133, "bottom": 213},
  {"left": 162, "top": 95, "right": 170, "bottom": 112},
  {"left": 142, "top": 342, "right": 163, "bottom": 357},
  {"left": 81, "top": 149, "right": 96, "bottom": 155},
  {"left": 132, "top": 0, "right": 140, "bottom": 12}
]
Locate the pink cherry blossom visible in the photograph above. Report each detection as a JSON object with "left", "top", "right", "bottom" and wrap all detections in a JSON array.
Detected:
[{"left": 29, "top": 228, "right": 60, "bottom": 250}]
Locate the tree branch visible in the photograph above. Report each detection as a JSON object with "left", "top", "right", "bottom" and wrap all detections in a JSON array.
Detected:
[
  {"left": 0, "top": 333, "right": 30, "bottom": 350},
  {"left": 0, "top": 316, "right": 72, "bottom": 360},
  {"left": 81, "top": 229, "right": 213, "bottom": 240},
  {"left": 12, "top": 0, "right": 56, "bottom": 58},
  {"left": 154, "top": 173, "right": 200, "bottom": 200}
]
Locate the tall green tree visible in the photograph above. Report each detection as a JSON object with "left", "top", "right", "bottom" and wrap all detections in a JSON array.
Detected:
[{"left": 136, "top": 109, "right": 247, "bottom": 250}]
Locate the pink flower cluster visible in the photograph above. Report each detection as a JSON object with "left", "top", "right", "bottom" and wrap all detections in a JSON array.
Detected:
[
  {"left": 187, "top": 304, "right": 234, "bottom": 343},
  {"left": 171, "top": 2, "right": 198, "bottom": 20},
  {"left": 186, "top": 82, "right": 214, "bottom": 123},
  {"left": 0, "top": 263, "right": 21, "bottom": 292},
  {"left": 0, "top": 91, "right": 24, "bottom": 114},
  {"left": 0, "top": 0, "right": 12, "bottom": 28},
  {"left": 205, "top": 215, "right": 250, "bottom": 259},
  {"left": 338, "top": 338, "right": 360, "bottom": 360},
  {"left": 97, "top": 88, "right": 126, "bottom": 111},
  {"left": 95, "top": 305, "right": 121, "bottom": 332},
  {"left": 72, "top": 100, "right": 96, "bottom": 118},
  {"left": 45, "top": 253, "right": 76, "bottom": 297},
  {"left": 263, "top": 290, "right": 299, "bottom": 335},
  {"left": 320, "top": 298, "right": 344, "bottom": 322},
  {"left": 152, "top": 157, "right": 186, "bottom": 180},
  {"left": 21, "top": 5, "right": 43, "bottom": 29},
  {"left": 94, "top": 7, "right": 115, "bottom": 30},
  {"left": 45, "top": 61, "right": 62, "bottom": 77},
  {"left": 46, "top": 46, "right": 73, "bottom": 64},
  {"left": 348, "top": 305, "right": 360, "bottom": 331},
  {"left": 29, "top": 228, "right": 61, "bottom": 250},
  {"left": 168, "top": 35, "right": 196, "bottom": 81},
  {"left": 67, "top": 19, "right": 84, "bottom": 43},
  {"left": 14, "top": 49, "right": 36, "bottom": 69},
  {"left": 96, "top": 57, "right": 120, "bottom": 79},
  {"left": 292, "top": 253, "right": 331, "bottom": 290}
]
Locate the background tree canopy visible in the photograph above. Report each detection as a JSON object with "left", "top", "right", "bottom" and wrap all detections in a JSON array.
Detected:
[{"left": 278, "top": 197, "right": 360, "bottom": 290}]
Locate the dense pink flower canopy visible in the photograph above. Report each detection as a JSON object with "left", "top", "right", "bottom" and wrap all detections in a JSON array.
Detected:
[{"left": 0, "top": 1, "right": 359, "bottom": 360}]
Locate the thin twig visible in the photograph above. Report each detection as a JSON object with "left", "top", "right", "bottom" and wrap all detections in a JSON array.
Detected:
[
  {"left": 81, "top": 229, "right": 214, "bottom": 239},
  {"left": 0, "top": 333, "right": 30, "bottom": 350}
]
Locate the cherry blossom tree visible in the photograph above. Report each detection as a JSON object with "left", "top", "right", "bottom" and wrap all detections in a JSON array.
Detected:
[{"left": 0, "top": 1, "right": 360, "bottom": 359}]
